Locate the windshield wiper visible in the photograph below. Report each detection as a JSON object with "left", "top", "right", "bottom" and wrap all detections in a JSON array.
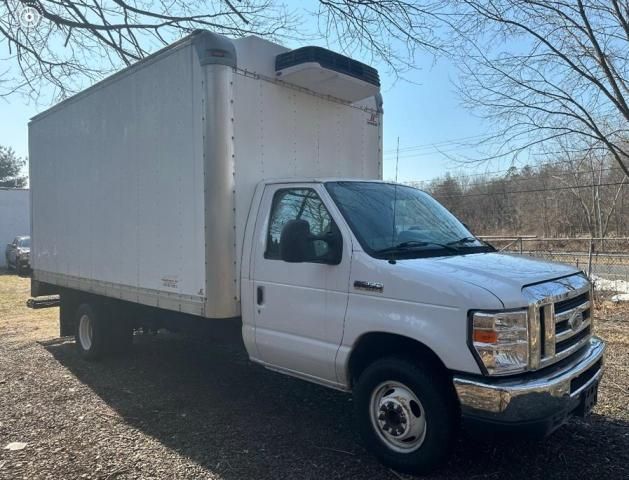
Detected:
[
  {"left": 446, "top": 236, "right": 495, "bottom": 250},
  {"left": 375, "top": 240, "right": 459, "bottom": 256}
]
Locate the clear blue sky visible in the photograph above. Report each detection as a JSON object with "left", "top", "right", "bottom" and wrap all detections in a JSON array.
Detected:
[{"left": 0, "top": 4, "right": 494, "bottom": 184}]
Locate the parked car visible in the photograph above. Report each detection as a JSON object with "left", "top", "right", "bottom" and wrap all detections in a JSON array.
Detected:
[
  {"left": 5, "top": 235, "right": 31, "bottom": 274},
  {"left": 29, "top": 31, "right": 604, "bottom": 475}
]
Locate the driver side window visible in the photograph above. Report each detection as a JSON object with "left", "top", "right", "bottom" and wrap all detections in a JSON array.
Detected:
[{"left": 265, "top": 188, "right": 334, "bottom": 261}]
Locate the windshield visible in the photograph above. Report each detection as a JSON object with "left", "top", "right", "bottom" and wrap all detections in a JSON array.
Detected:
[
  {"left": 325, "top": 181, "right": 491, "bottom": 259},
  {"left": 18, "top": 238, "right": 30, "bottom": 248}
]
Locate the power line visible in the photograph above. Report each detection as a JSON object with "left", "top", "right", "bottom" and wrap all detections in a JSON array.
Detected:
[
  {"left": 382, "top": 139, "right": 509, "bottom": 159},
  {"left": 383, "top": 141, "right": 614, "bottom": 159},
  {"left": 407, "top": 160, "right": 627, "bottom": 184},
  {"left": 436, "top": 180, "right": 628, "bottom": 199},
  {"left": 408, "top": 164, "right": 626, "bottom": 190},
  {"left": 383, "top": 134, "right": 490, "bottom": 153},
  {"left": 382, "top": 137, "right": 622, "bottom": 170},
  {"left": 382, "top": 135, "right": 596, "bottom": 159},
  {"left": 384, "top": 150, "right": 627, "bottom": 186},
  {"left": 382, "top": 133, "right": 495, "bottom": 155},
  {"left": 382, "top": 143, "right": 504, "bottom": 161},
  {"left": 383, "top": 137, "right": 629, "bottom": 192}
]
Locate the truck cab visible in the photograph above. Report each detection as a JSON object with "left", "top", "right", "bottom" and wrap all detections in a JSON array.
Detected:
[{"left": 243, "top": 178, "right": 604, "bottom": 473}]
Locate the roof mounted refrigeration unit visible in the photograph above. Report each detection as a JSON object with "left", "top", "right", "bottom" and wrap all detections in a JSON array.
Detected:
[{"left": 275, "top": 46, "right": 380, "bottom": 103}]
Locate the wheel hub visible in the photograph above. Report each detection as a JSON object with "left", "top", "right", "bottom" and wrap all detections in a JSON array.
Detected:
[
  {"left": 369, "top": 381, "right": 427, "bottom": 452},
  {"left": 377, "top": 400, "right": 410, "bottom": 437}
]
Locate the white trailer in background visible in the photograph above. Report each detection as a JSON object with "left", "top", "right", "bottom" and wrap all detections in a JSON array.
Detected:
[
  {"left": 29, "top": 30, "right": 604, "bottom": 475},
  {"left": 0, "top": 188, "right": 30, "bottom": 268}
]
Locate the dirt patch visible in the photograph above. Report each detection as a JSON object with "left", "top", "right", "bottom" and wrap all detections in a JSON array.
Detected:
[{"left": 0, "top": 271, "right": 628, "bottom": 479}]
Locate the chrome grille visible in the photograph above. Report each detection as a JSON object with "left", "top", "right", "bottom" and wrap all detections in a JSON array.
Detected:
[{"left": 523, "top": 274, "right": 592, "bottom": 370}]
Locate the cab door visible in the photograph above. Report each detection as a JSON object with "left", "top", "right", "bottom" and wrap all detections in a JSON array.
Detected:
[{"left": 251, "top": 184, "right": 352, "bottom": 384}]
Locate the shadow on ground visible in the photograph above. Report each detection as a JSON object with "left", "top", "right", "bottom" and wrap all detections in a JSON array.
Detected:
[
  {"left": 44, "top": 333, "right": 629, "bottom": 480},
  {"left": 0, "top": 268, "right": 30, "bottom": 278}
]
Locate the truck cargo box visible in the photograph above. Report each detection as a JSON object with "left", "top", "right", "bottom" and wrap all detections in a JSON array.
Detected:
[{"left": 29, "top": 30, "right": 382, "bottom": 319}]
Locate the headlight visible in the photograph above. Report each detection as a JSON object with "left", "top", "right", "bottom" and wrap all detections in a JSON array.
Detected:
[{"left": 471, "top": 310, "right": 529, "bottom": 375}]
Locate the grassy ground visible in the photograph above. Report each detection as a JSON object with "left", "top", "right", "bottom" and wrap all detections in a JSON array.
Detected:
[
  {"left": 0, "top": 270, "right": 57, "bottom": 343},
  {"left": 0, "top": 270, "right": 627, "bottom": 479}
]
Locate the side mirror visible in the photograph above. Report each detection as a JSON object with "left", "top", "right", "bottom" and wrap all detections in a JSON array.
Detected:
[
  {"left": 280, "top": 219, "right": 312, "bottom": 263},
  {"left": 279, "top": 220, "right": 343, "bottom": 265},
  {"left": 321, "top": 225, "right": 343, "bottom": 265}
]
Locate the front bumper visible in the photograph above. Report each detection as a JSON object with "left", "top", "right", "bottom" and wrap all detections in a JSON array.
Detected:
[
  {"left": 17, "top": 255, "right": 30, "bottom": 269},
  {"left": 453, "top": 337, "right": 605, "bottom": 434}
]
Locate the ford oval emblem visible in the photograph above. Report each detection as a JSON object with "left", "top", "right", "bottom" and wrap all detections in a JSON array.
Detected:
[{"left": 568, "top": 310, "right": 584, "bottom": 331}]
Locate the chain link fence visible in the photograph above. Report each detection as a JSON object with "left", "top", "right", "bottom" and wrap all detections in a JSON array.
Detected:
[{"left": 480, "top": 236, "right": 629, "bottom": 287}]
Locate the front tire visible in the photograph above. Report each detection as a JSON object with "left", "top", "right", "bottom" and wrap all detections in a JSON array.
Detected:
[
  {"left": 354, "top": 357, "right": 457, "bottom": 475},
  {"left": 75, "top": 303, "right": 107, "bottom": 360}
]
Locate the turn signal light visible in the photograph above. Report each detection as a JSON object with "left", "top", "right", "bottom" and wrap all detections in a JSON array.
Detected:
[{"left": 473, "top": 330, "right": 498, "bottom": 343}]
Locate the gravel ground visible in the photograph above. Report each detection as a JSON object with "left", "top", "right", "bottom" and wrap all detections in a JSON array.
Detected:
[{"left": 1, "top": 271, "right": 628, "bottom": 480}]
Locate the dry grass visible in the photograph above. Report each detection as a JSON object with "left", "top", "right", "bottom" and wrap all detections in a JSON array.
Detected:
[
  {"left": 592, "top": 299, "right": 629, "bottom": 419},
  {"left": 0, "top": 271, "right": 57, "bottom": 344}
]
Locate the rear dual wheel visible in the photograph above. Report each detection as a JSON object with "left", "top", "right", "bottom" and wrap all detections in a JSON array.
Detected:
[
  {"left": 76, "top": 304, "right": 107, "bottom": 360},
  {"left": 75, "top": 302, "right": 133, "bottom": 360}
]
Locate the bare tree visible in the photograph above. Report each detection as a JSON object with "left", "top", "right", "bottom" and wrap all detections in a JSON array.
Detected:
[
  {"left": 545, "top": 141, "right": 628, "bottom": 238},
  {"left": 315, "top": 0, "right": 444, "bottom": 76},
  {"left": 0, "top": 0, "right": 296, "bottom": 100},
  {"left": 4, "top": 0, "right": 625, "bottom": 184},
  {"left": 427, "top": 154, "right": 629, "bottom": 238},
  {"left": 447, "top": 0, "right": 629, "bottom": 177},
  {"left": 0, "top": 0, "right": 444, "bottom": 101}
]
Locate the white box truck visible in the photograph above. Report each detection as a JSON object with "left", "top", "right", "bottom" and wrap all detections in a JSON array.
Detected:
[{"left": 29, "top": 30, "right": 605, "bottom": 474}]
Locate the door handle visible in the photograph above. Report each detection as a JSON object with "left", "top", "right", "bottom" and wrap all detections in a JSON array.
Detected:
[{"left": 256, "top": 286, "right": 264, "bottom": 306}]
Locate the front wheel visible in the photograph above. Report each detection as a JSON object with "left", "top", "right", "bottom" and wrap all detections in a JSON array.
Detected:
[{"left": 353, "top": 357, "right": 457, "bottom": 475}]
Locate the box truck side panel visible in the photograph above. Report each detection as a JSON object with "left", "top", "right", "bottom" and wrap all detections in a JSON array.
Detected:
[
  {"left": 29, "top": 42, "right": 206, "bottom": 315},
  {"left": 231, "top": 71, "right": 382, "bottom": 290}
]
